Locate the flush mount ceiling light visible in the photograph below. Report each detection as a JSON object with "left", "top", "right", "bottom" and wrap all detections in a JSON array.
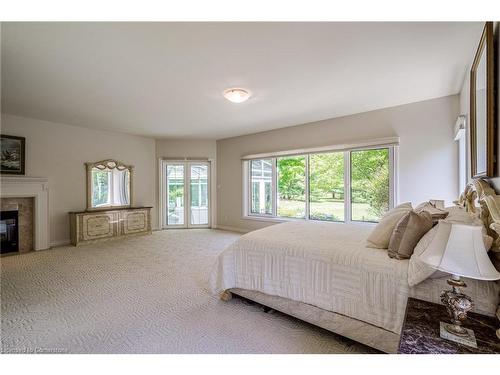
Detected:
[{"left": 223, "top": 88, "right": 251, "bottom": 103}]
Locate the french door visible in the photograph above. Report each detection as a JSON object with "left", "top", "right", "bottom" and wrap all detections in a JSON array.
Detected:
[{"left": 161, "top": 160, "right": 210, "bottom": 228}]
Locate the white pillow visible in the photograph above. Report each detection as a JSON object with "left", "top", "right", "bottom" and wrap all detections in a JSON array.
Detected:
[
  {"left": 366, "top": 202, "right": 413, "bottom": 249},
  {"left": 408, "top": 224, "right": 440, "bottom": 286}
]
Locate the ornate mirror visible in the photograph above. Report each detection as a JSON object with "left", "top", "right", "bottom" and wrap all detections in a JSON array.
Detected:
[
  {"left": 86, "top": 159, "right": 133, "bottom": 210},
  {"left": 470, "top": 22, "right": 495, "bottom": 178}
]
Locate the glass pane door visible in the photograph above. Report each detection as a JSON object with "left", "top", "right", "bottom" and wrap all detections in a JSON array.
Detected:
[
  {"left": 166, "top": 164, "right": 185, "bottom": 226},
  {"left": 163, "top": 161, "right": 210, "bottom": 228},
  {"left": 189, "top": 163, "right": 209, "bottom": 226}
]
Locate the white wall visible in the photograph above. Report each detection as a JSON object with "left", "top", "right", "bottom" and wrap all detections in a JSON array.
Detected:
[
  {"left": 459, "top": 22, "right": 500, "bottom": 189},
  {"left": 0, "top": 96, "right": 461, "bottom": 240},
  {"left": 155, "top": 138, "right": 217, "bottom": 227},
  {"left": 0, "top": 113, "right": 156, "bottom": 246},
  {"left": 217, "top": 95, "right": 459, "bottom": 232}
]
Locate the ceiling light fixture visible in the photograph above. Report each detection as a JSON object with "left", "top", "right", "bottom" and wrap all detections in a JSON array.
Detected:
[{"left": 223, "top": 88, "right": 251, "bottom": 103}]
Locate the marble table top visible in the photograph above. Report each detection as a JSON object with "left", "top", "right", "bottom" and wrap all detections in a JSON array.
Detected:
[{"left": 398, "top": 297, "right": 500, "bottom": 354}]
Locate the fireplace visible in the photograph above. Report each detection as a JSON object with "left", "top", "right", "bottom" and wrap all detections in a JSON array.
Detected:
[
  {"left": 0, "top": 210, "right": 19, "bottom": 254},
  {"left": 0, "top": 177, "right": 49, "bottom": 250}
]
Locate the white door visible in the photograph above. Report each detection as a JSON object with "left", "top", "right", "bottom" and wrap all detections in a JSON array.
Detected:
[{"left": 163, "top": 161, "right": 210, "bottom": 228}]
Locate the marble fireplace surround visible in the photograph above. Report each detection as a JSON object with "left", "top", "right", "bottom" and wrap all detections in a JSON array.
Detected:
[
  {"left": 0, "top": 177, "right": 49, "bottom": 250},
  {"left": 1, "top": 197, "right": 34, "bottom": 252}
]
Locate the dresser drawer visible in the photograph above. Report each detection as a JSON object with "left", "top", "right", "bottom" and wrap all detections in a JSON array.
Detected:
[
  {"left": 81, "top": 212, "right": 119, "bottom": 240},
  {"left": 120, "top": 210, "right": 149, "bottom": 234}
]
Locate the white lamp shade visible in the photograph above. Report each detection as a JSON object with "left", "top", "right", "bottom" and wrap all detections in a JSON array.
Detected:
[{"left": 418, "top": 222, "right": 500, "bottom": 280}]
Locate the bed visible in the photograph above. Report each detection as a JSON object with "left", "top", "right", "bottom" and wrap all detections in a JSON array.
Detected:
[{"left": 209, "top": 179, "right": 500, "bottom": 353}]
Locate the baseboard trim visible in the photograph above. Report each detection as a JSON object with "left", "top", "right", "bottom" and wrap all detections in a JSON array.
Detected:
[
  {"left": 50, "top": 239, "right": 71, "bottom": 248},
  {"left": 214, "top": 225, "right": 250, "bottom": 234}
]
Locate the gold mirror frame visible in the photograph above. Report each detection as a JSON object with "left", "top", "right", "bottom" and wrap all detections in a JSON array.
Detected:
[
  {"left": 470, "top": 22, "right": 495, "bottom": 178},
  {"left": 86, "top": 159, "right": 134, "bottom": 211}
]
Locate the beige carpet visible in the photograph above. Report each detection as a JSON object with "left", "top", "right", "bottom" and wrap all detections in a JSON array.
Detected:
[{"left": 1, "top": 229, "right": 376, "bottom": 354}]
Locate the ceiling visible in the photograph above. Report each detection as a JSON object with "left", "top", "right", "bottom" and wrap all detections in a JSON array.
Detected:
[{"left": 1, "top": 22, "right": 484, "bottom": 139}]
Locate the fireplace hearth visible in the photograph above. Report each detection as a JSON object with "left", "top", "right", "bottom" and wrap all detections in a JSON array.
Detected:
[
  {"left": 0, "top": 210, "right": 19, "bottom": 254},
  {"left": 1, "top": 177, "right": 49, "bottom": 250}
]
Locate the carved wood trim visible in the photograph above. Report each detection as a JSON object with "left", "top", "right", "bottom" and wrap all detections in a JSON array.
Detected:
[
  {"left": 458, "top": 179, "right": 500, "bottom": 259},
  {"left": 86, "top": 159, "right": 133, "bottom": 171},
  {"left": 457, "top": 178, "right": 500, "bottom": 339}
]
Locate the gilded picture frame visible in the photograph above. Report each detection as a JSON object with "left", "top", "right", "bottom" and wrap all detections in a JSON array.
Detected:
[{"left": 470, "top": 22, "right": 495, "bottom": 178}]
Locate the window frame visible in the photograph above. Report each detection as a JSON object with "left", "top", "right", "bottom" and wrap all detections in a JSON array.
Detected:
[
  {"left": 249, "top": 158, "right": 274, "bottom": 216},
  {"left": 244, "top": 145, "right": 397, "bottom": 225}
]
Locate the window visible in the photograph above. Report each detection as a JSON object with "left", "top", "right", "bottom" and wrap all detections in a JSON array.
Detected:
[
  {"left": 245, "top": 146, "right": 395, "bottom": 223},
  {"left": 350, "top": 148, "right": 389, "bottom": 222},
  {"left": 250, "top": 159, "right": 273, "bottom": 215},
  {"left": 277, "top": 155, "right": 306, "bottom": 218},
  {"left": 309, "top": 152, "right": 344, "bottom": 221}
]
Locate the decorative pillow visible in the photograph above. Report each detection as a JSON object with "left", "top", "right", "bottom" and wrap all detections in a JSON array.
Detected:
[
  {"left": 366, "top": 202, "right": 413, "bottom": 249},
  {"left": 414, "top": 201, "right": 449, "bottom": 221},
  {"left": 429, "top": 199, "right": 445, "bottom": 209},
  {"left": 388, "top": 211, "right": 433, "bottom": 260}
]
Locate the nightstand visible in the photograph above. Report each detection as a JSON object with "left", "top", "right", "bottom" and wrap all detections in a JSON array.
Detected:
[{"left": 398, "top": 297, "right": 500, "bottom": 354}]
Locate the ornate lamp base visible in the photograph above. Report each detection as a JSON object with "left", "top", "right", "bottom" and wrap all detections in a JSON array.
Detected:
[
  {"left": 440, "top": 276, "right": 476, "bottom": 344},
  {"left": 439, "top": 322, "right": 477, "bottom": 348},
  {"left": 443, "top": 321, "right": 469, "bottom": 336}
]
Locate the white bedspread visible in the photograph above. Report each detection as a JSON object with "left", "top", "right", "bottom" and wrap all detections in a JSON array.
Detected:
[{"left": 210, "top": 221, "right": 499, "bottom": 334}]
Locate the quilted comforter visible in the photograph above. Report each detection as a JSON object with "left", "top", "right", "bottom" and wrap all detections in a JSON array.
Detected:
[{"left": 210, "top": 221, "right": 499, "bottom": 333}]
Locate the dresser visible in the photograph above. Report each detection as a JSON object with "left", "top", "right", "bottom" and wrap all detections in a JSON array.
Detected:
[{"left": 69, "top": 207, "right": 152, "bottom": 246}]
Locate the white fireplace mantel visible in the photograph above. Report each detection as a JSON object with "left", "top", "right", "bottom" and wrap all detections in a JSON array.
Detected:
[{"left": 1, "top": 176, "right": 50, "bottom": 250}]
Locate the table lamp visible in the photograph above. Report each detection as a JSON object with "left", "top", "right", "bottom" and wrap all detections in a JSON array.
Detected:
[{"left": 418, "top": 222, "right": 500, "bottom": 346}]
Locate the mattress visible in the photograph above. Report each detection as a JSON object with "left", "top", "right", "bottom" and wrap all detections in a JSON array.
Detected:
[{"left": 210, "top": 221, "right": 499, "bottom": 334}]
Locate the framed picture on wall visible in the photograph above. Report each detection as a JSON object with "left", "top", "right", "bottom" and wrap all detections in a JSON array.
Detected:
[
  {"left": 470, "top": 22, "right": 495, "bottom": 178},
  {"left": 0, "top": 135, "right": 26, "bottom": 175}
]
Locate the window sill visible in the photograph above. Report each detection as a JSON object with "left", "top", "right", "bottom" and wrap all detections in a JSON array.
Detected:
[
  {"left": 242, "top": 215, "right": 290, "bottom": 223},
  {"left": 242, "top": 215, "right": 377, "bottom": 226}
]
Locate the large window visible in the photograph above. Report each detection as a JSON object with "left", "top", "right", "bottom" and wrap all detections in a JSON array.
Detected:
[
  {"left": 309, "top": 152, "right": 344, "bottom": 221},
  {"left": 350, "top": 148, "right": 390, "bottom": 222},
  {"left": 277, "top": 155, "right": 306, "bottom": 218},
  {"left": 250, "top": 159, "right": 273, "bottom": 215},
  {"left": 246, "top": 147, "right": 395, "bottom": 223}
]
